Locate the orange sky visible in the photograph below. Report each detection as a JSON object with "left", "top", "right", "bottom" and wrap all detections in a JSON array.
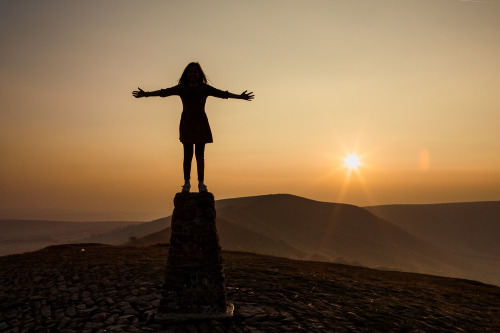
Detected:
[{"left": 1, "top": 0, "right": 500, "bottom": 220}]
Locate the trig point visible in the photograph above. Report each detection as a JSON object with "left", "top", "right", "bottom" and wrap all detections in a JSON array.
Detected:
[{"left": 156, "top": 192, "right": 233, "bottom": 322}]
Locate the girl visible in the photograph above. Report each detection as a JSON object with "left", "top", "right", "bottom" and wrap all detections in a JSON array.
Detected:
[{"left": 132, "top": 62, "right": 254, "bottom": 193}]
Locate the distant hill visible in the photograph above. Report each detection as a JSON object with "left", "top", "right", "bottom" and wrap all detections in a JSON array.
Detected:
[
  {"left": 6, "top": 195, "right": 499, "bottom": 286},
  {"left": 0, "top": 207, "right": 157, "bottom": 221},
  {"left": 76, "top": 217, "right": 171, "bottom": 245},
  {"left": 215, "top": 194, "right": 459, "bottom": 275},
  {"left": 0, "top": 220, "right": 142, "bottom": 256},
  {"left": 364, "top": 201, "right": 500, "bottom": 286},
  {"left": 125, "top": 217, "right": 308, "bottom": 260},
  {"left": 364, "top": 201, "right": 500, "bottom": 258},
  {"left": 126, "top": 194, "right": 462, "bottom": 280}
]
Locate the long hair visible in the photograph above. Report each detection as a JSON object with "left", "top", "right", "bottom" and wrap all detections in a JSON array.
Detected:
[{"left": 178, "top": 62, "right": 208, "bottom": 85}]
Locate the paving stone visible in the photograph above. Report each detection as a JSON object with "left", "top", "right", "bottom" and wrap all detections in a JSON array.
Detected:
[{"left": 40, "top": 305, "right": 51, "bottom": 318}]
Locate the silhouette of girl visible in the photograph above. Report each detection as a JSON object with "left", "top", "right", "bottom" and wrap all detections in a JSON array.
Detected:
[{"left": 132, "top": 62, "right": 254, "bottom": 193}]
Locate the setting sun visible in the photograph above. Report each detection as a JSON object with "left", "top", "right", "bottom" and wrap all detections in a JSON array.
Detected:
[{"left": 344, "top": 154, "right": 361, "bottom": 169}]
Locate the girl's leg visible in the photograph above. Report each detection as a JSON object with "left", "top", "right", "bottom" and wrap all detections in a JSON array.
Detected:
[
  {"left": 195, "top": 143, "right": 208, "bottom": 192},
  {"left": 183, "top": 143, "right": 194, "bottom": 184},
  {"left": 195, "top": 143, "right": 205, "bottom": 182}
]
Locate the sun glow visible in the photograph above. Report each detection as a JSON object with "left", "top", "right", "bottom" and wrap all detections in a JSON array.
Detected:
[{"left": 344, "top": 154, "right": 361, "bottom": 169}]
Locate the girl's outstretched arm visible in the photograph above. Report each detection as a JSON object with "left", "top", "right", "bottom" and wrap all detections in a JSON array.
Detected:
[
  {"left": 227, "top": 90, "right": 254, "bottom": 101},
  {"left": 132, "top": 87, "right": 177, "bottom": 98},
  {"left": 132, "top": 87, "right": 160, "bottom": 98}
]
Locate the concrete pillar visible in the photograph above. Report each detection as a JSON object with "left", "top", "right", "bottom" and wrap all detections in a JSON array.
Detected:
[{"left": 156, "top": 192, "right": 233, "bottom": 322}]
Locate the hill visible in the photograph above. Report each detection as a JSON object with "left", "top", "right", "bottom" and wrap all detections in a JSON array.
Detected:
[
  {"left": 0, "top": 245, "right": 498, "bottom": 332},
  {"left": 76, "top": 217, "right": 171, "bottom": 245},
  {"left": 0, "top": 220, "right": 142, "bottom": 256},
  {"left": 6, "top": 194, "right": 499, "bottom": 285},
  {"left": 128, "top": 194, "right": 462, "bottom": 279},
  {"left": 364, "top": 201, "right": 500, "bottom": 288},
  {"left": 215, "top": 194, "right": 457, "bottom": 274},
  {"left": 364, "top": 201, "right": 500, "bottom": 258},
  {"left": 125, "top": 217, "right": 308, "bottom": 260}
]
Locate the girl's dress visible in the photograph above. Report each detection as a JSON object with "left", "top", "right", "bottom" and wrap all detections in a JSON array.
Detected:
[{"left": 159, "top": 84, "right": 229, "bottom": 144}]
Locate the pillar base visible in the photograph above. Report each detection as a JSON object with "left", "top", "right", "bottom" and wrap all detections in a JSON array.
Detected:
[{"left": 154, "top": 303, "right": 234, "bottom": 323}]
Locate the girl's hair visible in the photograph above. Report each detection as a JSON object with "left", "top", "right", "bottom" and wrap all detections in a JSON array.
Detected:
[{"left": 178, "top": 62, "right": 208, "bottom": 85}]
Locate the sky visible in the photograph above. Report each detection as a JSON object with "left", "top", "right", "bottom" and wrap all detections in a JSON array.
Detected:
[{"left": 1, "top": 0, "right": 500, "bottom": 221}]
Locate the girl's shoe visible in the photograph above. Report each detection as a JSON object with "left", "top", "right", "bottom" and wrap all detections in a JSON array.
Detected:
[
  {"left": 198, "top": 183, "right": 208, "bottom": 192},
  {"left": 182, "top": 183, "right": 191, "bottom": 193}
]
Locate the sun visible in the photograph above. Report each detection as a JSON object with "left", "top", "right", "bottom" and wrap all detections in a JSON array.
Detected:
[{"left": 344, "top": 154, "right": 361, "bottom": 169}]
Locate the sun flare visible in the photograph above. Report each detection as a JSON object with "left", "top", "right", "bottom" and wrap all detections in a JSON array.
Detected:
[{"left": 344, "top": 154, "right": 361, "bottom": 169}]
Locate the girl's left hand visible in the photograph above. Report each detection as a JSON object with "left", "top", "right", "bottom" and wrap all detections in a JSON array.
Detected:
[{"left": 240, "top": 90, "right": 254, "bottom": 101}]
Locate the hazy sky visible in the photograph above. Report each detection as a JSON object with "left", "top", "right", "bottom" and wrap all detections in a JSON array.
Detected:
[{"left": 1, "top": 0, "right": 500, "bottom": 220}]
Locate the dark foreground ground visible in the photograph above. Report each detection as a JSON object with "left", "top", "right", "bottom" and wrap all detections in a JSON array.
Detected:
[{"left": 0, "top": 244, "right": 499, "bottom": 332}]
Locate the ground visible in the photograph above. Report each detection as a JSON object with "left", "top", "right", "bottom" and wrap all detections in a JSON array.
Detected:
[{"left": 1, "top": 244, "right": 499, "bottom": 332}]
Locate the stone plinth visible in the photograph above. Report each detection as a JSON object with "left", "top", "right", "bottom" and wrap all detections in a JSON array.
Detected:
[{"left": 156, "top": 192, "right": 233, "bottom": 322}]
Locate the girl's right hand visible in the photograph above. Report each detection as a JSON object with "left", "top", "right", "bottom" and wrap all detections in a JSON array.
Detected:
[{"left": 132, "top": 87, "right": 146, "bottom": 98}]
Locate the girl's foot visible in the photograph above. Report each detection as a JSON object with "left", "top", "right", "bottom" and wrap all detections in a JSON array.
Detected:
[
  {"left": 182, "top": 181, "right": 191, "bottom": 193},
  {"left": 198, "top": 182, "right": 208, "bottom": 192}
]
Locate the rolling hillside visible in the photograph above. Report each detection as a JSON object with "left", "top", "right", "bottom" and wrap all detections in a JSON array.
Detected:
[
  {"left": 76, "top": 217, "right": 171, "bottom": 245},
  {"left": 0, "top": 220, "right": 141, "bottom": 255},
  {"left": 364, "top": 201, "right": 500, "bottom": 286},
  {"left": 364, "top": 201, "right": 500, "bottom": 258},
  {"left": 215, "top": 194, "right": 457, "bottom": 274},
  {"left": 7, "top": 194, "right": 498, "bottom": 285},
  {"left": 128, "top": 194, "right": 462, "bottom": 280}
]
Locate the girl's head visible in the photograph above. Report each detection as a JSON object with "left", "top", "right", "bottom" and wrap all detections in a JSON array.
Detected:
[{"left": 178, "top": 62, "right": 207, "bottom": 85}]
